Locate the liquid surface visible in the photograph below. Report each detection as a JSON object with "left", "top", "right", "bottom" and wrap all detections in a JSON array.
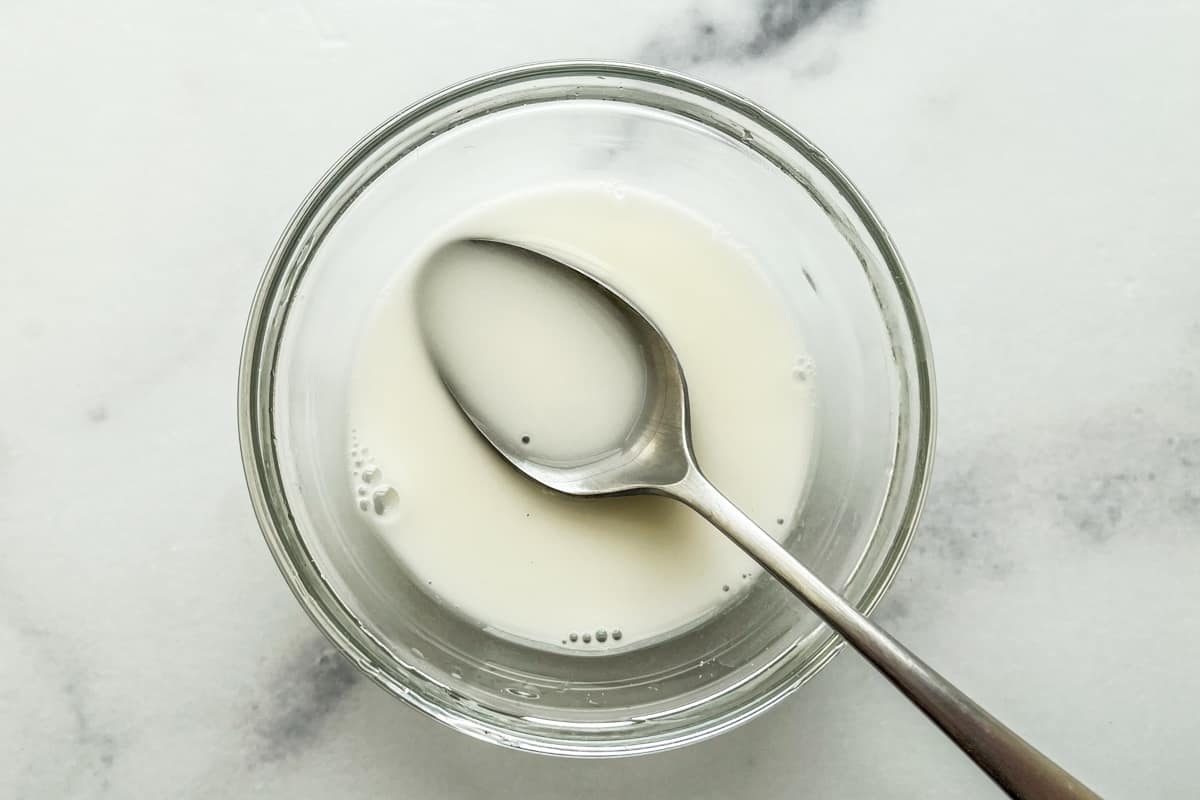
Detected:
[
  {"left": 417, "top": 241, "right": 647, "bottom": 465},
  {"left": 349, "top": 184, "right": 816, "bottom": 651}
]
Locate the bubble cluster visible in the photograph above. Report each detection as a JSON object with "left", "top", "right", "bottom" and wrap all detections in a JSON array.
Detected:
[
  {"left": 565, "top": 627, "right": 623, "bottom": 646},
  {"left": 791, "top": 355, "right": 815, "bottom": 383},
  {"left": 350, "top": 432, "right": 399, "bottom": 518}
]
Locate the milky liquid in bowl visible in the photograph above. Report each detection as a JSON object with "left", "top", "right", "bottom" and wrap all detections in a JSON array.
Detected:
[
  {"left": 417, "top": 241, "right": 648, "bottom": 466},
  {"left": 347, "top": 183, "right": 817, "bottom": 651}
]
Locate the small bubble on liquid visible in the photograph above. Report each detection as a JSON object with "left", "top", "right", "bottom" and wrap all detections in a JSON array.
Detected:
[
  {"left": 722, "top": 584, "right": 730, "bottom": 592},
  {"left": 361, "top": 465, "right": 381, "bottom": 484},
  {"left": 354, "top": 459, "right": 364, "bottom": 468},
  {"left": 372, "top": 486, "right": 399, "bottom": 516},
  {"left": 776, "top": 518, "right": 785, "bottom": 525},
  {"left": 582, "top": 633, "right": 592, "bottom": 643},
  {"left": 450, "top": 670, "right": 463, "bottom": 680},
  {"left": 595, "top": 629, "right": 608, "bottom": 643},
  {"left": 792, "top": 367, "right": 807, "bottom": 382},
  {"left": 569, "top": 633, "right": 578, "bottom": 642},
  {"left": 357, "top": 486, "right": 367, "bottom": 496},
  {"left": 520, "top": 435, "right": 530, "bottom": 445},
  {"left": 612, "top": 629, "right": 622, "bottom": 641},
  {"left": 358, "top": 499, "right": 369, "bottom": 511}
]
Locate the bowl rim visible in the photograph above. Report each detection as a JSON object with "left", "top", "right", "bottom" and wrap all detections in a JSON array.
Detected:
[{"left": 238, "top": 59, "right": 936, "bottom": 757}]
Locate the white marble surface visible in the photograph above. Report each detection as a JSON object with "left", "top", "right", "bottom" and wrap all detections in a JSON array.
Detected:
[{"left": 2, "top": 0, "right": 1199, "bottom": 796}]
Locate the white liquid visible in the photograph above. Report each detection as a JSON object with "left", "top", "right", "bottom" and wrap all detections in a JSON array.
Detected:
[
  {"left": 349, "top": 184, "right": 816, "bottom": 651},
  {"left": 417, "top": 241, "right": 647, "bottom": 465}
]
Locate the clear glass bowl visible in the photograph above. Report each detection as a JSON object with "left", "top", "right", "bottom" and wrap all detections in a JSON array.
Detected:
[{"left": 238, "top": 61, "right": 935, "bottom": 757}]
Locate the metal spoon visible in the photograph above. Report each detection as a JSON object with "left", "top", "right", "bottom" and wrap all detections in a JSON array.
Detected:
[{"left": 434, "top": 239, "right": 1099, "bottom": 800}]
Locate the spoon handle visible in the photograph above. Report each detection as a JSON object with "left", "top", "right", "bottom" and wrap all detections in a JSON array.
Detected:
[{"left": 672, "top": 470, "right": 1100, "bottom": 800}]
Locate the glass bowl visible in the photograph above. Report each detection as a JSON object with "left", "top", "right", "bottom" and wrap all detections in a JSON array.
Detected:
[{"left": 238, "top": 61, "right": 935, "bottom": 757}]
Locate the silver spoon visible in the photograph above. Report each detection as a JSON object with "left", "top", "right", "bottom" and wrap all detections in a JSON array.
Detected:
[{"left": 433, "top": 239, "right": 1100, "bottom": 800}]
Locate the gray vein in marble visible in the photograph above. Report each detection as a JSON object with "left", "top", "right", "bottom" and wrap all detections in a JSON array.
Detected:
[
  {"left": 1, "top": 596, "right": 120, "bottom": 798},
  {"left": 59, "top": 671, "right": 119, "bottom": 780},
  {"left": 748, "top": 0, "right": 864, "bottom": 57},
  {"left": 908, "top": 441, "right": 1020, "bottom": 580},
  {"left": 876, "top": 438, "right": 1198, "bottom": 631},
  {"left": 1056, "top": 425, "right": 1200, "bottom": 544},
  {"left": 877, "top": 357, "right": 1200, "bottom": 630},
  {"left": 640, "top": 0, "right": 866, "bottom": 67},
  {"left": 251, "top": 637, "right": 361, "bottom": 762}
]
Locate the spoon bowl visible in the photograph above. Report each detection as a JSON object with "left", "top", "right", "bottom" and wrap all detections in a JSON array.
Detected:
[{"left": 432, "top": 239, "right": 695, "bottom": 496}]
